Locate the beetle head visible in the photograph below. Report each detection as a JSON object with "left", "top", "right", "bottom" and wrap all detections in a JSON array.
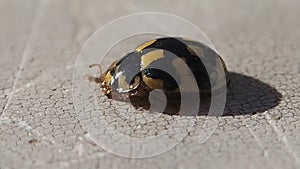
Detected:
[{"left": 86, "top": 61, "right": 117, "bottom": 98}]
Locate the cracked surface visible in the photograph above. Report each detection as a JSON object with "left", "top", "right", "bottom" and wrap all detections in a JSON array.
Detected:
[{"left": 0, "top": 0, "right": 300, "bottom": 168}]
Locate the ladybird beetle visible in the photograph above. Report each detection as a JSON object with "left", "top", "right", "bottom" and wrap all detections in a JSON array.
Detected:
[{"left": 86, "top": 37, "right": 229, "bottom": 113}]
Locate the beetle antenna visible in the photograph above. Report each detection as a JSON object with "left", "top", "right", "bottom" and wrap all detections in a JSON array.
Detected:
[
  {"left": 89, "top": 64, "right": 103, "bottom": 76},
  {"left": 83, "top": 64, "right": 103, "bottom": 83}
]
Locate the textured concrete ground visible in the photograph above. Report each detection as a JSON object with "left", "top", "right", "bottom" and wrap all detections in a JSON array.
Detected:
[{"left": 0, "top": 0, "right": 299, "bottom": 169}]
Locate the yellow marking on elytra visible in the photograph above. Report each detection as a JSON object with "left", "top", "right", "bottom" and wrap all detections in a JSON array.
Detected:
[
  {"left": 178, "top": 37, "right": 196, "bottom": 42},
  {"left": 142, "top": 74, "right": 164, "bottom": 90},
  {"left": 187, "top": 44, "right": 204, "bottom": 57},
  {"left": 135, "top": 39, "right": 157, "bottom": 52},
  {"left": 141, "top": 49, "right": 164, "bottom": 69}
]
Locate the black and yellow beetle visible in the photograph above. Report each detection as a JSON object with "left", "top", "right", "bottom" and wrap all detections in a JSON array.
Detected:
[{"left": 86, "top": 37, "right": 229, "bottom": 114}]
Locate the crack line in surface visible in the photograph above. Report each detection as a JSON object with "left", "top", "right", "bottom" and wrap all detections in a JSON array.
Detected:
[
  {"left": 0, "top": 0, "right": 55, "bottom": 144},
  {"left": 0, "top": 0, "right": 40, "bottom": 118},
  {"left": 242, "top": 118, "right": 273, "bottom": 168},
  {"left": 243, "top": 119, "right": 270, "bottom": 157},
  {"left": 265, "top": 113, "right": 300, "bottom": 167}
]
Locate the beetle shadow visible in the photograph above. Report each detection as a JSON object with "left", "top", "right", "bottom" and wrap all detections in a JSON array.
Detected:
[
  {"left": 198, "top": 72, "right": 283, "bottom": 116},
  {"left": 124, "top": 72, "right": 282, "bottom": 116}
]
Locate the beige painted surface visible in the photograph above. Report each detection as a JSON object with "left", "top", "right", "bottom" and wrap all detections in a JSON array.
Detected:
[{"left": 0, "top": 0, "right": 299, "bottom": 168}]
